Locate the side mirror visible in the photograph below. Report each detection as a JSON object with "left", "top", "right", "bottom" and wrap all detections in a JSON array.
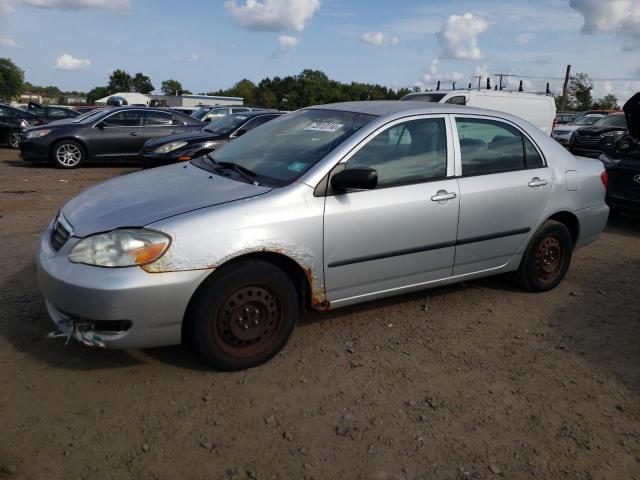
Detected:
[
  {"left": 331, "top": 167, "right": 378, "bottom": 192},
  {"left": 234, "top": 128, "right": 248, "bottom": 137}
]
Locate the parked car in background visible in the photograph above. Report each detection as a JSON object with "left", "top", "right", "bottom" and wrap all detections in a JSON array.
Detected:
[
  {"left": 170, "top": 106, "right": 199, "bottom": 116},
  {"left": 400, "top": 90, "right": 557, "bottom": 134},
  {"left": 191, "top": 105, "right": 266, "bottom": 123},
  {"left": 556, "top": 112, "right": 581, "bottom": 124},
  {"left": 599, "top": 92, "right": 640, "bottom": 217},
  {"left": 28, "top": 103, "right": 80, "bottom": 123},
  {"left": 19, "top": 107, "right": 203, "bottom": 168},
  {"left": 140, "top": 111, "right": 284, "bottom": 168},
  {"left": 569, "top": 112, "right": 627, "bottom": 157},
  {"left": 552, "top": 113, "right": 604, "bottom": 146},
  {"left": 0, "top": 104, "right": 41, "bottom": 148},
  {"left": 37, "top": 101, "right": 608, "bottom": 370}
]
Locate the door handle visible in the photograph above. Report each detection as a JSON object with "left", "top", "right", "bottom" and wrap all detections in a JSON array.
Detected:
[
  {"left": 170, "top": 130, "right": 178, "bottom": 134},
  {"left": 431, "top": 190, "right": 457, "bottom": 202},
  {"left": 129, "top": 132, "right": 139, "bottom": 136},
  {"left": 528, "top": 177, "right": 548, "bottom": 188}
]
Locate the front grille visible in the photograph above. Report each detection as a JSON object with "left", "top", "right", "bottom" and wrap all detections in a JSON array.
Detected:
[
  {"left": 50, "top": 220, "right": 70, "bottom": 252},
  {"left": 574, "top": 134, "right": 601, "bottom": 146}
]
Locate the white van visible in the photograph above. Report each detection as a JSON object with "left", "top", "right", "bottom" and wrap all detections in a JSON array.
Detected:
[{"left": 401, "top": 90, "right": 557, "bottom": 135}]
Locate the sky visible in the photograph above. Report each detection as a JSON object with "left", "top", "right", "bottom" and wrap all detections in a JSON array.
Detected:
[{"left": 0, "top": 0, "right": 639, "bottom": 102}]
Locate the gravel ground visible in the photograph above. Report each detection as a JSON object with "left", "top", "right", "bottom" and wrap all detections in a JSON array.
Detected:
[{"left": 0, "top": 149, "right": 639, "bottom": 480}]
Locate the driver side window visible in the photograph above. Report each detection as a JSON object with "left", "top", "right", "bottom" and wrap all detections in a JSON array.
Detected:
[{"left": 345, "top": 118, "right": 447, "bottom": 188}]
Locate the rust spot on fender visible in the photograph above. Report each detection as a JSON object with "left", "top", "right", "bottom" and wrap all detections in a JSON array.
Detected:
[{"left": 303, "top": 266, "right": 329, "bottom": 311}]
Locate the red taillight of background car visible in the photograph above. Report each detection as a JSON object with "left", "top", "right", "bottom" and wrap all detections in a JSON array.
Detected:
[{"left": 601, "top": 170, "right": 608, "bottom": 188}]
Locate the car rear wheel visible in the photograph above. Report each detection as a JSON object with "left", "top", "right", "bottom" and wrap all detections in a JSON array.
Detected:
[
  {"left": 514, "top": 220, "right": 573, "bottom": 292},
  {"left": 52, "top": 140, "right": 85, "bottom": 169},
  {"left": 8, "top": 131, "right": 20, "bottom": 149},
  {"left": 187, "top": 260, "right": 299, "bottom": 370}
]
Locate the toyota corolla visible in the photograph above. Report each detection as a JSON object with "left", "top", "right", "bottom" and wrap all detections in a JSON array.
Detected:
[{"left": 37, "top": 101, "right": 609, "bottom": 370}]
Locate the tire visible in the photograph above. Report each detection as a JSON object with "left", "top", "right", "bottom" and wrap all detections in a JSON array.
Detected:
[
  {"left": 8, "top": 130, "right": 20, "bottom": 149},
  {"left": 52, "top": 140, "right": 85, "bottom": 169},
  {"left": 187, "top": 260, "right": 299, "bottom": 371},
  {"left": 514, "top": 220, "right": 573, "bottom": 292}
]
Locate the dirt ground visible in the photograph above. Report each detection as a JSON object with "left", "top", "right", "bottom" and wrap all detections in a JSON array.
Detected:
[{"left": 0, "top": 148, "right": 639, "bottom": 480}]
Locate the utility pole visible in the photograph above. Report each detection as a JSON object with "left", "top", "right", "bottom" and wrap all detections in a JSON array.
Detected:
[
  {"left": 560, "top": 64, "right": 571, "bottom": 111},
  {"left": 472, "top": 75, "right": 482, "bottom": 91},
  {"left": 493, "top": 73, "right": 513, "bottom": 91}
]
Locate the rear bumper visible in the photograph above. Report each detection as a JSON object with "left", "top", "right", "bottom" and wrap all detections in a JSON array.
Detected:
[{"left": 574, "top": 203, "right": 609, "bottom": 250}]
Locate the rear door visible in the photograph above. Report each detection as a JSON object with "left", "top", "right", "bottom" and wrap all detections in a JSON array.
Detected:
[
  {"left": 323, "top": 115, "right": 460, "bottom": 302},
  {"left": 452, "top": 116, "right": 551, "bottom": 276},
  {"left": 89, "top": 109, "right": 143, "bottom": 159}
]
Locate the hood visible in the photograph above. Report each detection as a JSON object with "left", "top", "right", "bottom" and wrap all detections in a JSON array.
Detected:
[
  {"left": 623, "top": 92, "right": 640, "bottom": 139},
  {"left": 576, "top": 125, "right": 626, "bottom": 136},
  {"left": 144, "top": 129, "right": 226, "bottom": 149},
  {"left": 62, "top": 162, "right": 272, "bottom": 237}
]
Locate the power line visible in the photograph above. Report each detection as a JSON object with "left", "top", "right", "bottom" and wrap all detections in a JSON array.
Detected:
[{"left": 499, "top": 74, "right": 638, "bottom": 82}]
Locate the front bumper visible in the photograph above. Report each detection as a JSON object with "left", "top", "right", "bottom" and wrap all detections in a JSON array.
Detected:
[
  {"left": 19, "top": 137, "right": 50, "bottom": 161},
  {"left": 36, "top": 220, "right": 212, "bottom": 349}
]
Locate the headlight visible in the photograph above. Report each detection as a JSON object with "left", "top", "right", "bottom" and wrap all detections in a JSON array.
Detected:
[
  {"left": 602, "top": 131, "right": 624, "bottom": 138},
  {"left": 154, "top": 141, "right": 188, "bottom": 153},
  {"left": 69, "top": 229, "right": 170, "bottom": 267},
  {"left": 24, "top": 129, "right": 51, "bottom": 140}
]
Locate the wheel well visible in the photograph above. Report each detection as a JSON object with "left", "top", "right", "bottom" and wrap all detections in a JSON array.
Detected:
[
  {"left": 49, "top": 138, "right": 87, "bottom": 160},
  {"left": 548, "top": 211, "right": 579, "bottom": 245},
  {"left": 181, "top": 252, "right": 313, "bottom": 344}
]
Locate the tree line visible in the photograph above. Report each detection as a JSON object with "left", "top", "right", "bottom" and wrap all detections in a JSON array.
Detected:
[{"left": 556, "top": 72, "right": 620, "bottom": 111}]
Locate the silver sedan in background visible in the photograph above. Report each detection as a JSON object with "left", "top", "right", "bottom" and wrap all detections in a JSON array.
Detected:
[{"left": 37, "top": 101, "right": 609, "bottom": 370}]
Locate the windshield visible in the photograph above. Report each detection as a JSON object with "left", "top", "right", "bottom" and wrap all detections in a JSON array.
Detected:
[
  {"left": 401, "top": 93, "right": 447, "bottom": 103},
  {"left": 192, "top": 109, "right": 375, "bottom": 186},
  {"left": 572, "top": 115, "right": 603, "bottom": 126},
  {"left": 204, "top": 114, "right": 247, "bottom": 134},
  {"left": 191, "top": 106, "right": 212, "bottom": 120},
  {"left": 595, "top": 115, "right": 627, "bottom": 128}
]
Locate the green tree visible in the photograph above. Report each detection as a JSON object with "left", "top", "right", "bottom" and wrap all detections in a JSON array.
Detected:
[
  {"left": 87, "top": 86, "right": 110, "bottom": 103},
  {"left": 161, "top": 79, "right": 184, "bottom": 95},
  {"left": 108, "top": 69, "right": 132, "bottom": 92},
  {"left": 568, "top": 73, "right": 593, "bottom": 111},
  {"left": 131, "top": 73, "right": 154, "bottom": 94},
  {"left": 592, "top": 93, "right": 619, "bottom": 110},
  {"left": 0, "top": 58, "right": 24, "bottom": 101}
]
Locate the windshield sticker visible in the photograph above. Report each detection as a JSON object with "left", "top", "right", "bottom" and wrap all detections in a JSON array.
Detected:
[
  {"left": 304, "top": 122, "right": 344, "bottom": 133},
  {"left": 287, "top": 161, "right": 307, "bottom": 172}
]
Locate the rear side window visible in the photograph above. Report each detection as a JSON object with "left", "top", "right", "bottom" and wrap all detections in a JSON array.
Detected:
[
  {"left": 346, "top": 118, "right": 447, "bottom": 188},
  {"left": 144, "top": 111, "right": 172, "bottom": 126},
  {"left": 456, "top": 118, "right": 543, "bottom": 175},
  {"left": 445, "top": 96, "right": 466, "bottom": 105}
]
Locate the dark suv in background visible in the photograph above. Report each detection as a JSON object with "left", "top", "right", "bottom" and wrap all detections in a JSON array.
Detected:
[
  {"left": 569, "top": 112, "right": 627, "bottom": 157},
  {"left": 0, "top": 104, "right": 41, "bottom": 148}
]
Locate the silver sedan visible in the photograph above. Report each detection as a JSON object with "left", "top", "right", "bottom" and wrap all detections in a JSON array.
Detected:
[{"left": 37, "top": 101, "right": 609, "bottom": 370}]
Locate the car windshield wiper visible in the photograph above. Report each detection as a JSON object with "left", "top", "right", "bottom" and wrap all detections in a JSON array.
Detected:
[{"left": 213, "top": 159, "right": 261, "bottom": 185}]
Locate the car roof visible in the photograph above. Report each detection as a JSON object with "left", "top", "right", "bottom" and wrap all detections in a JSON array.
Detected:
[
  {"left": 230, "top": 111, "right": 283, "bottom": 118},
  {"left": 306, "top": 100, "right": 510, "bottom": 118}
]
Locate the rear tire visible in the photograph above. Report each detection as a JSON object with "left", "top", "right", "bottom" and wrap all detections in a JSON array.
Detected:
[
  {"left": 188, "top": 260, "right": 299, "bottom": 371},
  {"left": 515, "top": 220, "right": 573, "bottom": 292},
  {"left": 52, "top": 140, "right": 85, "bottom": 169}
]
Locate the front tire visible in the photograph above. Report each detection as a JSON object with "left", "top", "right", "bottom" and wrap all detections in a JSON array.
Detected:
[
  {"left": 52, "top": 140, "right": 85, "bottom": 169},
  {"left": 515, "top": 220, "right": 573, "bottom": 292},
  {"left": 8, "top": 130, "right": 20, "bottom": 149},
  {"left": 188, "top": 260, "right": 299, "bottom": 371}
]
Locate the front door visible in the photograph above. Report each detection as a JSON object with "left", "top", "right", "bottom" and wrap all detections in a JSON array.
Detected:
[
  {"left": 90, "top": 109, "right": 144, "bottom": 159},
  {"left": 323, "top": 116, "right": 460, "bottom": 304},
  {"left": 141, "top": 110, "right": 184, "bottom": 144},
  {"left": 452, "top": 116, "right": 551, "bottom": 276}
]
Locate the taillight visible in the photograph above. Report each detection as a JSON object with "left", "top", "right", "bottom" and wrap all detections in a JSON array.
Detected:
[
  {"left": 551, "top": 117, "right": 557, "bottom": 135},
  {"left": 601, "top": 170, "right": 608, "bottom": 188}
]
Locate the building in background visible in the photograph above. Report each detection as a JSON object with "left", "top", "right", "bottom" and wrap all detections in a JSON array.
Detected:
[{"left": 65, "top": 95, "right": 87, "bottom": 104}]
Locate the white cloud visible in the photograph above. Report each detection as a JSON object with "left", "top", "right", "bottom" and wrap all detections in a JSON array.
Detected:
[
  {"left": 276, "top": 34, "right": 299, "bottom": 53},
  {"left": 22, "top": 0, "right": 131, "bottom": 12},
  {"left": 361, "top": 31, "right": 384, "bottom": 46},
  {"left": 437, "top": 12, "right": 488, "bottom": 60},
  {"left": 176, "top": 52, "right": 198, "bottom": 61},
  {"left": 54, "top": 53, "right": 90, "bottom": 70},
  {"left": 389, "top": 35, "right": 399, "bottom": 47},
  {"left": 0, "top": 0, "right": 14, "bottom": 15},
  {"left": 570, "top": 0, "right": 640, "bottom": 51},
  {"left": 225, "top": 0, "right": 320, "bottom": 32},
  {"left": 420, "top": 57, "right": 465, "bottom": 88},
  {"left": 1, "top": 37, "right": 17, "bottom": 47}
]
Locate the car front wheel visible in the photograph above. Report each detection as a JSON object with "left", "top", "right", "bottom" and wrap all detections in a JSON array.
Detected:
[
  {"left": 8, "top": 130, "right": 20, "bottom": 149},
  {"left": 52, "top": 140, "right": 85, "bottom": 168},
  {"left": 515, "top": 220, "right": 573, "bottom": 292},
  {"left": 188, "top": 260, "right": 299, "bottom": 370}
]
